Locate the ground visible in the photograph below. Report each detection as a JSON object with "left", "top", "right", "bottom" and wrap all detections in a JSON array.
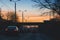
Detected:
[{"left": 0, "top": 33, "right": 55, "bottom": 40}]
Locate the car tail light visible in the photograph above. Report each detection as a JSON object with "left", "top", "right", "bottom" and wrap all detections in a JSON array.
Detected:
[
  {"left": 14, "top": 30, "right": 17, "bottom": 32},
  {"left": 5, "top": 28, "right": 8, "bottom": 31}
]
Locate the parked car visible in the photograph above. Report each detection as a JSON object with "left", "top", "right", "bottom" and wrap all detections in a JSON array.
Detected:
[{"left": 5, "top": 26, "right": 19, "bottom": 33}]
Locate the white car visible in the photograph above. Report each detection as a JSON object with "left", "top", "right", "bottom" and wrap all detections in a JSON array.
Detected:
[{"left": 5, "top": 26, "right": 19, "bottom": 33}]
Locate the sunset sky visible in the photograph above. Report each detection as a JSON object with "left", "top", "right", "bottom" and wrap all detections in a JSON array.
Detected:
[
  {"left": 0, "top": 0, "right": 36, "bottom": 11},
  {"left": 0, "top": 0, "right": 54, "bottom": 22},
  {"left": 0, "top": 0, "right": 51, "bottom": 14}
]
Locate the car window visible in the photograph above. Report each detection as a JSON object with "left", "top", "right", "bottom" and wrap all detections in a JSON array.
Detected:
[{"left": 8, "top": 26, "right": 16, "bottom": 29}]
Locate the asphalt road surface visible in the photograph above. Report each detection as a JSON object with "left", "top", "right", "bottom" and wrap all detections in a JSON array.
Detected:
[{"left": 0, "top": 33, "right": 55, "bottom": 40}]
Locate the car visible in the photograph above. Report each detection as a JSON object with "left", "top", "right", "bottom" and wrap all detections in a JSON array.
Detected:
[{"left": 5, "top": 26, "right": 19, "bottom": 33}]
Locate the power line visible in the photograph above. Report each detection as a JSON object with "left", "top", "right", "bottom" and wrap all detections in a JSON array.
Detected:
[{"left": 0, "top": 0, "right": 13, "bottom": 10}]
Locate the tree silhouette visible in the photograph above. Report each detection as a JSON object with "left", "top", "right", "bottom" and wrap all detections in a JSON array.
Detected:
[
  {"left": 32, "top": 0, "right": 60, "bottom": 15},
  {"left": 6, "top": 11, "right": 18, "bottom": 22},
  {"left": 0, "top": 8, "right": 2, "bottom": 19}
]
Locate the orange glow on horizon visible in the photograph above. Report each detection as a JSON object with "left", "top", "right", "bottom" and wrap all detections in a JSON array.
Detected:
[
  {"left": 1, "top": 10, "right": 54, "bottom": 22},
  {"left": 17, "top": 16, "right": 53, "bottom": 22}
]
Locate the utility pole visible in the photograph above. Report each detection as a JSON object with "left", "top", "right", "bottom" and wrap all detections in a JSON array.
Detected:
[
  {"left": 15, "top": 2, "right": 16, "bottom": 22},
  {"left": 10, "top": 0, "right": 20, "bottom": 22}
]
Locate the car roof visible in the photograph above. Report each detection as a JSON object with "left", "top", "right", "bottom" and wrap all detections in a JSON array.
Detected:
[{"left": 8, "top": 26, "right": 17, "bottom": 27}]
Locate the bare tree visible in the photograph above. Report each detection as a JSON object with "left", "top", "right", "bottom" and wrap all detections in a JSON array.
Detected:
[
  {"left": 6, "top": 11, "right": 18, "bottom": 22},
  {"left": 0, "top": 9, "right": 1, "bottom": 18},
  {"left": 32, "top": 0, "right": 60, "bottom": 16}
]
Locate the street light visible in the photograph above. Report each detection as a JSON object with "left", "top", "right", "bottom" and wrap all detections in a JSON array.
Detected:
[
  {"left": 22, "top": 10, "right": 27, "bottom": 22},
  {"left": 19, "top": 10, "right": 27, "bottom": 22},
  {"left": 10, "top": 0, "right": 20, "bottom": 22}
]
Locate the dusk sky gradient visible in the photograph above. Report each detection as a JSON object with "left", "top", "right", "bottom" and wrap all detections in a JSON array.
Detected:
[
  {"left": 0, "top": 0, "right": 36, "bottom": 11},
  {"left": 0, "top": 0, "right": 50, "bottom": 12},
  {"left": 0, "top": 0, "right": 39, "bottom": 16},
  {"left": 0, "top": 0, "right": 55, "bottom": 11},
  {"left": 0, "top": 0, "right": 52, "bottom": 16},
  {"left": 0, "top": 0, "right": 55, "bottom": 22}
]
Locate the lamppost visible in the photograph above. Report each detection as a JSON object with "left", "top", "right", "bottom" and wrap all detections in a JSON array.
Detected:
[
  {"left": 7, "top": 11, "right": 9, "bottom": 20},
  {"left": 27, "top": 16, "right": 29, "bottom": 22},
  {"left": 10, "top": 0, "right": 20, "bottom": 22},
  {"left": 19, "top": 10, "right": 27, "bottom": 22},
  {"left": 22, "top": 10, "right": 27, "bottom": 22}
]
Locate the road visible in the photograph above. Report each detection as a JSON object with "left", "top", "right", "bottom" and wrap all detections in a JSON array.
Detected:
[{"left": 0, "top": 33, "right": 55, "bottom": 40}]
